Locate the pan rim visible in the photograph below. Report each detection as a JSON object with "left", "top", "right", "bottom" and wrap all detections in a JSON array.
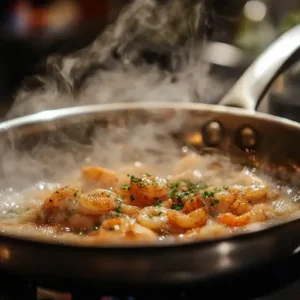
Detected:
[
  {"left": 1, "top": 101, "right": 300, "bottom": 131},
  {"left": 1, "top": 101, "right": 300, "bottom": 250}
]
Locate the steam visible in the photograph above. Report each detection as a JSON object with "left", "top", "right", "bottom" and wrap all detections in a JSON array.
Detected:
[
  {"left": 5, "top": 0, "right": 232, "bottom": 119},
  {"left": 0, "top": 0, "right": 236, "bottom": 203}
]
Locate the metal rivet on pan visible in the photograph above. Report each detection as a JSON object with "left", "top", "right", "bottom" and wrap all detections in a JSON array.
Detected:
[
  {"left": 203, "top": 121, "right": 222, "bottom": 146},
  {"left": 239, "top": 126, "right": 256, "bottom": 148}
]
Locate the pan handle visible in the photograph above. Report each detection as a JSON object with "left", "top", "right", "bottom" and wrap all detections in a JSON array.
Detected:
[{"left": 219, "top": 25, "right": 300, "bottom": 111}]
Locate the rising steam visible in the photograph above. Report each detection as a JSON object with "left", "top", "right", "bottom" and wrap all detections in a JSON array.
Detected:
[{"left": 5, "top": 0, "right": 233, "bottom": 119}]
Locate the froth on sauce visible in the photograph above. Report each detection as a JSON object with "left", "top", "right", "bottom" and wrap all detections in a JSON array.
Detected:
[{"left": 0, "top": 152, "right": 299, "bottom": 246}]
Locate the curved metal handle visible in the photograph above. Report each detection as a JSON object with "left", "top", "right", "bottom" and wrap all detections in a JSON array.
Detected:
[{"left": 219, "top": 25, "right": 300, "bottom": 111}]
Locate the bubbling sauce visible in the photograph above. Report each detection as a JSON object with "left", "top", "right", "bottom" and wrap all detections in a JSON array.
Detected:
[{"left": 0, "top": 151, "right": 299, "bottom": 246}]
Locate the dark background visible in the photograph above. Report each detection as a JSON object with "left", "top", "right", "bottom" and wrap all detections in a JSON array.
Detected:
[{"left": 1, "top": 0, "right": 300, "bottom": 117}]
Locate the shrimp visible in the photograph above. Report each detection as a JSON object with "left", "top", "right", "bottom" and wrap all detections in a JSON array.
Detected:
[
  {"left": 68, "top": 214, "right": 94, "bottom": 230},
  {"left": 111, "top": 187, "right": 132, "bottom": 204},
  {"left": 182, "top": 195, "right": 206, "bottom": 214},
  {"left": 137, "top": 207, "right": 168, "bottom": 230},
  {"left": 230, "top": 194, "right": 252, "bottom": 216},
  {"left": 81, "top": 166, "right": 126, "bottom": 188},
  {"left": 213, "top": 188, "right": 252, "bottom": 216},
  {"left": 184, "top": 223, "right": 230, "bottom": 240},
  {"left": 127, "top": 223, "right": 157, "bottom": 241},
  {"left": 229, "top": 182, "right": 268, "bottom": 204},
  {"left": 78, "top": 189, "right": 120, "bottom": 216},
  {"left": 182, "top": 189, "right": 233, "bottom": 214},
  {"left": 161, "top": 199, "right": 173, "bottom": 209},
  {"left": 101, "top": 217, "right": 130, "bottom": 231},
  {"left": 93, "top": 217, "right": 157, "bottom": 241},
  {"left": 218, "top": 204, "right": 274, "bottom": 227},
  {"left": 120, "top": 204, "right": 141, "bottom": 217},
  {"left": 168, "top": 207, "right": 208, "bottom": 229},
  {"left": 129, "top": 174, "right": 170, "bottom": 207},
  {"left": 40, "top": 185, "right": 82, "bottom": 225},
  {"left": 40, "top": 186, "right": 122, "bottom": 228},
  {"left": 213, "top": 190, "right": 235, "bottom": 214}
]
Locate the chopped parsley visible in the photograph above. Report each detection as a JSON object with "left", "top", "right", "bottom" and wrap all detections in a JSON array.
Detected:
[
  {"left": 146, "top": 173, "right": 151, "bottom": 177},
  {"left": 202, "top": 191, "right": 215, "bottom": 199},
  {"left": 130, "top": 175, "right": 140, "bottom": 183},
  {"left": 74, "top": 192, "right": 78, "bottom": 197},
  {"left": 170, "top": 189, "right": 177, "bottom": 198},
  {"left": 154, "top": 199, "right": 162, "bottom": 207},
  {"left": 129, "top": 175, "right": 145, "bottom": 187},
  {"left": 176, "top": 192, "right": 185, "bottom": 201},
  {"left": 121, "top": 184, "right": 130, "bottom": 191},
  {"left": 116, "top": 196, "right": 123, "bottom": 215},
  {"left": 171, "top": 203, "right": 183, "bottom": 211},
  {"left": 116, "top": 206, "right": 122, "bottom": 214},
  {"left": 210, "top": 199, "right": 220, "bottom": 207}
]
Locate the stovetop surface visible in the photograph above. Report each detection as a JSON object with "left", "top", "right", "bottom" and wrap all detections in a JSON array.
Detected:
[{"left": 2, "top": 254, "right": 300, "bottom": 300}]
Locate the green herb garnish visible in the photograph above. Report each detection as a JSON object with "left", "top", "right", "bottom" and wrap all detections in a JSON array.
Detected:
[
  {"left": 130, "top": 175, "right": 140, "bottom": 183},
  {"left": 170, "top": 189, "right": 177, "bottom": 198},
  {"left": 172, "top": 203, "right": 183, "bottom": 211},
  {"left": 116, "top": 196, "right": 123, "bottom": 215},
  {"left": 154, "top": 199, "right": 162, "bottom": 207},
  {"left": 121, "top": 184, "right": 130, "bottom": 191},
  {"left": 210, "top": 199, "right": 220, "bottom": 207},
  {"left": 202, "top": 191, "right": 215, "bottom": 199}
]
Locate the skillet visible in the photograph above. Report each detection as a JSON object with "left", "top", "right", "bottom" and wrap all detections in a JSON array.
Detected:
[{"left": 0, "top": 25, "right": 300, "bottom": 293}]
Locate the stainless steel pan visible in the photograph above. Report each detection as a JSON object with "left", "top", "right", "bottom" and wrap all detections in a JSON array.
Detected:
[{"left": 0, "top": 26, "right": 300, "bottom": 293}]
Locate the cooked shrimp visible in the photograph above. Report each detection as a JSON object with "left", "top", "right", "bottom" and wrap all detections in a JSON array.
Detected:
[
  {"left": 217, "top": 212, "right": 250, "bottom": 227},
  {"left": 184, "top": 223, "right": 230, "bottom": 239},
  {"left": 120, "top": 204, "right": 141, "bottom": 217},
  {"left": 111, "top": 187, "right": 132, "bottom": 204},
  {"left": 40, "top": 186, "right": 122, "bottom": 227},
  {"left": 101, "top": 217, "right": 130, "bottom": 231},
  {"left": 93, "top": 217, "right": 157, "bottom": 241},
  {"left": 127, "top": 222, "right": 157, "bottom": 241},
  {"left": 213, "top": 190, "right": 235, "bottom": 214},
  {"left": 68, "top": 214, "right": 94, "bottom": 230},
  {"left": 218, "top": 204, "right": 274, "bottom": 227},
  {"left": 40, "top": 185, "right": 82, "bottom": 225},
  {"left": 182, "top": 195, "right": 206, "bottom": 214},
  {"left": 168, "top": 207, "right": 208, "bottom": 229},
  {"left": 129, "top": 174, "right": 170, "bottom": 207},
  {"left": 229, "top": 182, "right": 268, "bottom": 204},
  {"left": 137, "top": 207, "right": 168, "bottom": 230},
  {"left": 81, "top": 166, "right": 124, "bottom": 188},
  {"left": 78, "top": 189, "right": 120, "bottom": 216},
  {"left": 230, "top": 195, "right": 252, "bottom": 216},
  {"left": 161, "top": 199, "right": 173, "bottom": 209}
]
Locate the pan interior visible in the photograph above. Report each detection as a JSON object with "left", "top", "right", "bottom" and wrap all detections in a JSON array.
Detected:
[{"left": 0, "top": 103, "right": 300, "bottom": 248}]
